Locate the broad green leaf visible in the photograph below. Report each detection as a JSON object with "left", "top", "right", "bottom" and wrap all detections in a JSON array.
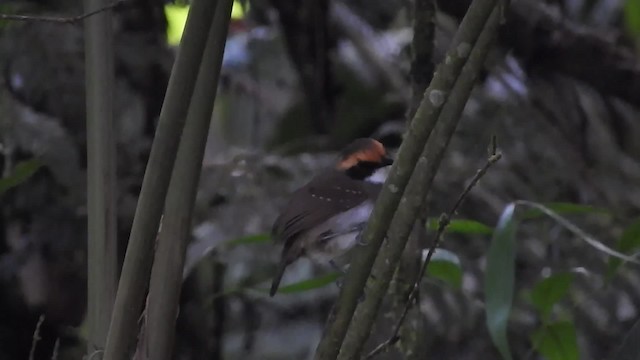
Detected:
[
  {"left": 607, "top": 218, "right": 640, "bottom": 278},
  {"left": 164, "top": 4, "right": 189, "bottom": 46},
  {"left": 165, "top": 1, "right": 247, "bottom": 45},
  {"left": 624, "top": 0, "right": 640, "bottom": 38},
  {"left": 426, "top": 249, "right": 463, "bottom": 288},
  {"left": 276, "top": 272, "right": 341, "bottom": 294},
  {"left": 530, "top": 272, "right": 574, "bottom": 320},
  {"left": 516, "top": 201, "right": 638, "bottom": 264},
  {"left": 608, "top": 316, "right": 640, "bottom": 360},
  {"left": 427, "top": 218, "right": 493, "bottom": 235},
  {"left": 531, "top": 321, "right": 579, "bottom": 360},
  {"left": 227, "top": 233, "right": 271, "bottom": 247},
  {"left": 485, "top": 203, "right": 518, "bottom": 360},
  {"left": 231, "top": 0, "right": 248, "bottom": 20},
  {"left": 521, "top": 202, "right": 609, "bottom": 220},
  {"left": 0, "top": 159, "right": 42, "bottom": 195}
]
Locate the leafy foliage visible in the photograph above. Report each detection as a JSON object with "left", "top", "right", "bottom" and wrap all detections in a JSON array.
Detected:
[
  {"left": 426, "top": 249, "right": 463, "bottom": 288},
  {"left": 0, "top": 159, "right": 42, "bottom": 196},
  {"left": 624, "top": 0, "right": 640, "bottom": 38},
  {"left": 164, "top": 4, "right": 190, "bottom": 46},
  {"left": 427, "top": 218, "right": 493, "bottom": 235},
  {"left": 484, "top": 200, "right": 639, "bottom": 360},
  {"left": 164, "top": 1, "right": 247, "bottom": 45},
  {"left": 531, "top": 321, "right": 579, "bottom": 360},
  {"left": 230, "top": 199, "right": 635, "bottom": 359},
  {"left": 607, "top": 218, "right": 640, "bottom": 278},
  {"left": 485, "top": 203, "right": 517, "bottom": 360},
  {"left": 273, "top": 272, "right": 341, "bottom": 294},
  {"left": 530, "top": 272, "right": 574, "bottom": 321}
]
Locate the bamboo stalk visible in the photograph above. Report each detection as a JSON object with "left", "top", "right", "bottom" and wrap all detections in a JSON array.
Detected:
[
  {"left": 338, "top": 8, "right": 502, "bottom": 359},
  {"left": 84, "top": 0, "right": 117, "bottom": 355},
  {"left": 102, "top": 0, "right": 218, "bottom": 358},
  {"left": 145, "top": 0, "right": 233, "bottom": 358},
  {"left": 313, "top": 0, "right": 500, "bottom": 358},
  {"left": 392, "top": 1, "right": 436, "bottom": 357}
]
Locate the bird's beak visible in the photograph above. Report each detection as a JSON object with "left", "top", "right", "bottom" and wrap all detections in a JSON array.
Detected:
[{"left": 381, "top": 156, "right": 393, "bottom": 167}]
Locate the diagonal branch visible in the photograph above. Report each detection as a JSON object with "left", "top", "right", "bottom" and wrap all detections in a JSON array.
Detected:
[
  {"left": 0, "top": 0, "right": 126, "bottom": 24},
  {"left": 365, "top": 149, "right": 502, "bottom": 359}
]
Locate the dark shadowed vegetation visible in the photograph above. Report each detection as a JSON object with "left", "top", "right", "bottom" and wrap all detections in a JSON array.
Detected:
[{"left": 1, "top": 0, "right": 640, "bottom": 359}]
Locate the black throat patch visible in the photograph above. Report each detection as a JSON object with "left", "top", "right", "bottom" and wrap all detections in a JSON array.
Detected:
[{"left": 345, "top": 161, "right": 381, "bottom": 180}]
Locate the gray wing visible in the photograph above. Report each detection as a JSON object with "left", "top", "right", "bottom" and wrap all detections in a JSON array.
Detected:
[{"left": 272, "top": 171, "right": 373, "bottom": 258}]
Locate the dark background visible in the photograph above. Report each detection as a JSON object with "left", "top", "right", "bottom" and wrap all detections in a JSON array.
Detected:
[{"left": 1, "top": 0, "right": 640, "bottom": 358}]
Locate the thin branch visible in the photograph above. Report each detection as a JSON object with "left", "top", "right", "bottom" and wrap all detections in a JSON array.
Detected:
[
  {"left": 29, "top": 315, "right": 45, "bottom": 360},
  {"left": 51, "top": 338, "right": 60, "bottom": 360},
  {"left": 0, "top": 0, "right": 126, "bottom": 24},
  {"left": 365, "top": 149, "right": 502, "bottom": 360}
]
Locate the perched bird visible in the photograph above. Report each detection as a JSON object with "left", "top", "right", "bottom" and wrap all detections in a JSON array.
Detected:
[{"left": 270, "top": 138, "right": 393, "bottom": 296}]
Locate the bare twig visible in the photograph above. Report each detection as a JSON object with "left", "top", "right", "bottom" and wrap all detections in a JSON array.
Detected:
[
  {"left": 365, "top": 148, "right": 502, "bottom": 359},
  {"left": 29, "top": 315, "right": 45, "bottom": 360},
  {"left": 0, "top": 0, "right": 126, "bottom": 24},
  {"left": 51, "top": 338, "right": 60, "bottom": 360}
]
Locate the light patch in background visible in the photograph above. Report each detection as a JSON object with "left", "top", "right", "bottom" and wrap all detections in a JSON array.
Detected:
[{"left": 164, "top": 1, "right": 248, "bottom": 46}]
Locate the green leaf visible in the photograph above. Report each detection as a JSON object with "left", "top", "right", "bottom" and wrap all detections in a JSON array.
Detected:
[
  {"left": 607, "top": 218, "right": 640, "bottom": 278},
  {"left": 485, "top": 203, "right": 518, "bottom": 360},
  {"left": 227, "top": 233, "right": 271, "bottom": 247},
  {"left": 427, "top": 218, "right": 493, "bottom": 235},
  {"left": 624, "top": 0, "right": 640, "bottom": 38},
  {"left": 609, "top": 316, "right": 640, "bottom": 360},
  {"left": 530, "top": 272, "right": 574, "bottom": 321},
  {"left": 531, "top": 321, "right": 579, "bottom": 360},
  {"left": 521, "top": 202, "right": 609, "bottom": 220},
  {"left": 164, "top": 4, "right": 190, "bottom": 46},
  {"left": 276, "top": 272, "right": 341, "bottom": 294},
  {"left": 426, "top": 249, "right": 463, "bottom": 288},
  {"left": 0, "top": 159, "right": 42, "bottom": 195}
]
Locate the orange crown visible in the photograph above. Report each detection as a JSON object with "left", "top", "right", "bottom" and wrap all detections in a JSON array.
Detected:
[{"left": 336, "top": 139, "right": 387, "bottom": 170}]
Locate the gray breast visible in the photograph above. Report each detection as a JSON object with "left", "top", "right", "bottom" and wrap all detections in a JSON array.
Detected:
[{"left": 302, "top": 200, "right": 374, "bottom": 264}]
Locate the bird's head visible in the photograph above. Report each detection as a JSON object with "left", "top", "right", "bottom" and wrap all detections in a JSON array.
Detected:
[{"left": 336, "top": 138, "right": 393, "bottom": 183}]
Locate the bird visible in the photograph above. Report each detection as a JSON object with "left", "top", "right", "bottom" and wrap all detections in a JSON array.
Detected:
[{"left": 269, "top": 138, "right": 393, "bottom": 296}]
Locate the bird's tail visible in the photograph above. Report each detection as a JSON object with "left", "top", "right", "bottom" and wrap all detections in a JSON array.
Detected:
[{"left": 270, "top": 261, "right": 288, "bottom": 297}]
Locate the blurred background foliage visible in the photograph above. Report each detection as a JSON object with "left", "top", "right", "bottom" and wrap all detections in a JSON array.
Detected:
[{"left": 1, "top": 0, "right": 640, "bottom": 359}]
